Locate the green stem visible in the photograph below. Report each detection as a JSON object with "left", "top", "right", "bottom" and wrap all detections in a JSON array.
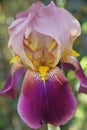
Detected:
[{"left": 48, "top": 124, "right": 61, "bottom": 130}]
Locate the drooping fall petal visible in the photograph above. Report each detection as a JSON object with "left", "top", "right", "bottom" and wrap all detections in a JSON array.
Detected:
[
  {"left": 17, "top": 67, "right": 77, "bottom": 129},
  {"left": 45, "top": 67, "right": 77, "bottom": 126},
  {"left": 17, "top": 70, "right": 46, "bottom": 129},
  {"left": 0, "top": 63, "right": 26, "bottom": 98},
  {"left": 61, "top": 56, "right": 87, "bottom": 94}
]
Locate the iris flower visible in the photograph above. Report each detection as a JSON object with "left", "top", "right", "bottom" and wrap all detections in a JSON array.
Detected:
[{"left": 0, "top": 1, "right": 87, "bottom": 129}]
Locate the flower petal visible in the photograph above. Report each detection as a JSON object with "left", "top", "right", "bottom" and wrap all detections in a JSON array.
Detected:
[
  {"left": 17, "top": 67, "right": 77, "bottom": 129},
  {"left": 8, "top": 16, "right": 29, "bottom": 55},
  {"left": 45, "top": 67, "right": 77, "bottom": 126},
  {"left": 0, "top": 63, "right": 26, "bottom": 98},
  {"left": 8, "top": 15, "right": 34, "bottom": 69},
  {"left": 8, "top": 1, "right": 81, "bottom": 69},
  {"left": 33, "top": 1, "right": 81, "bottom": 51},
  {"left": 17, "top": 70, "right": 46, "bottom": 129},
  {"left": 61, "top": 56, "right": 87, "bottom": 94},
  {"left": 8, "top": 18, "right": 26, "bottom": 35}
]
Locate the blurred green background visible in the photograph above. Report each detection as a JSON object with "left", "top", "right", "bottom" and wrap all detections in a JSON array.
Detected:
[{"left": 0, "top": 0, "right": 87, "bottom": 130}]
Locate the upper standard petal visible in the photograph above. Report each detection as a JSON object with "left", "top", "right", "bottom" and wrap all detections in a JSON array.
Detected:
[
  {"left": 33, "top": 1, "right": 81, "bottom": 52},
  {"left": 8, "top": 1, "right": 81, "bottom": 70}
]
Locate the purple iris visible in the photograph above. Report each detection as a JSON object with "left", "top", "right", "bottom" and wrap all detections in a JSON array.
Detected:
[{"left": 0, "top": 1, "right": 87, "bottom": 129}]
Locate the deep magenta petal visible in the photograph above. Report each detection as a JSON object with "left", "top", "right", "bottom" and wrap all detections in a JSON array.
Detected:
[
  {"left": 0, "top": 63, "right": 26, "bottom": 98},
  {"left": 45, "top": 67, "right": 77, "bottom": 125},
  {"left": 61, "top": 57, "right": 87, "bottom": 94},
  {"left": 17, "top": 68, "right": 77, "bottom": 129},
  {"left": 17, "top": 70, "right": 46, "bottom": 129},
  {"left": 60, "top": 62, "right": 75, "bottom": 70},
  {"left": 76, "top": 68, "right": 87, "bottom": 94}
]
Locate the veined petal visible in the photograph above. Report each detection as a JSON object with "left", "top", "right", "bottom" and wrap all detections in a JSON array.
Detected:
[
  {"left": 45, "top": 67, "right": 77, "bottom": 126},
  {"left": 61, "top": 56, "right": 87, "bottom": 94},
  {"left": 17, "top": 67, "right": 77, "bottom": 129},
  {"left": 0, "top": 63, "right": 26, "bottom": 98},
  {"left": 17, "top": 70, "right": 46, "bottom": 129}
]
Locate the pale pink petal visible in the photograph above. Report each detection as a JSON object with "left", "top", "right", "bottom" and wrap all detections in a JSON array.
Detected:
[
  {"left": 8, "top": 18, "right": 26, "bottom": 35},
  {"left": 8, "top": 16, "right": 29, "bottom": 50},
  {"left": 33, "top": 1, "right": 81, "bottom": 51},
  {"left": 8, "top": 1, "right": 81, "bottom": 68},
  {"left": 8, "top": 15, "right": 34, "bottom": 69}
]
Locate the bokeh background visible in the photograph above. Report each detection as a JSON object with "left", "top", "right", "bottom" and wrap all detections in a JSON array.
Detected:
[{"left": 0, "top": 0, "right": 87, "bottom": 130}]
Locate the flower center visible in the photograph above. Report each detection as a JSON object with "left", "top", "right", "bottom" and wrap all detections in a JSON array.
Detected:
[
  {"left": 38, "top": 66, "right": 50, "bottom": 80},
  {"left": 10, "top": 31, "right": 59, "bottom": 77},
  {"left": 23, "top": 31, "right": 58, "bottom": 70}
]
